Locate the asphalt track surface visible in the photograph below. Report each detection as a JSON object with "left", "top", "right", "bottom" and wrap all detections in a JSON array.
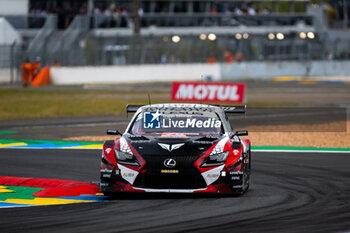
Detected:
[
  {"left": 1, "top": 149, "right": 350, "bottom": 233},
  {"left": 0, "top": 82, "right": 349, "bottom": 232}
]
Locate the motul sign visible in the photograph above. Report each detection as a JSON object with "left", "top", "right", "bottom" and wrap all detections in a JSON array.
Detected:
[{"left": 171, "top": 82, "right": 245, "bottom": 103}]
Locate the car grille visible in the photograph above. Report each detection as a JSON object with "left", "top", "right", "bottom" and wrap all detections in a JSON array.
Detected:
[{"left": 133, "top": 154, "right": 207, "bottom": 189}]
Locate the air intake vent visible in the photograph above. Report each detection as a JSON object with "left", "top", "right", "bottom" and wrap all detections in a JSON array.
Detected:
[{"left": 232, "top": 141, "right": 241, "bottom": 149}]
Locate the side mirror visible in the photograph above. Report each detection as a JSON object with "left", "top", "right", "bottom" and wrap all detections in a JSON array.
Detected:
[
  {"left": 106, "top": 129, "right": 122, "bottom": 135},
  {"left": 234, "top": 130, "right": 248, "bottom": 136}
]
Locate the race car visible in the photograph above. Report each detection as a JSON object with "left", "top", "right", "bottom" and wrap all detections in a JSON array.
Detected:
[{"left": 100, "top": 103, "right": 251, "bottom": 195}]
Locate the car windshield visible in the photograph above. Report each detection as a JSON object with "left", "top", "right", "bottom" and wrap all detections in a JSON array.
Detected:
[{"left": 129, "top": 110, "right": 223, "bottom": 136}]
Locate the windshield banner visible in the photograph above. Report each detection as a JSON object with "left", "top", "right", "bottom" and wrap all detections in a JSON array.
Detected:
[
  {"left": 143, "top": 111, "right": 221, "bottom": 130},
  {"left": 171, "top": 82, "right": 245, "bottom": 103}
]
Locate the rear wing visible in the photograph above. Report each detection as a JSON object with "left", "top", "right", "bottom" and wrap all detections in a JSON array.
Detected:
[
  {"left": 126, "top": 105, "right": 143, "bottom": 116},
  {"left": 126, "top": 104, "right": 246, "bottom": 115},
  {"left": 220, "top": 105, "right": 246, "bottom": 114}
]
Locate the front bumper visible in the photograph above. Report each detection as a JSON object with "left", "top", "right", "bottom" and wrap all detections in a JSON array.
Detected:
[{"left": 100, "top": 169, "right": 245, "bottom": 194}]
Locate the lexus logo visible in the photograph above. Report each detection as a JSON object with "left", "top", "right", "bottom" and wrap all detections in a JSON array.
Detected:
[
  {"left": 163, "top": 158, "right": 176, "bottom": 168},
  {"left": 158, "top": 143, "right": 184, "bottom": 152}
]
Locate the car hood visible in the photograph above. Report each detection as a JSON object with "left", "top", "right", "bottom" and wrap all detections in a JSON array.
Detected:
[{"left": 125, "top": 134, "right": 222, "bottom": 158}]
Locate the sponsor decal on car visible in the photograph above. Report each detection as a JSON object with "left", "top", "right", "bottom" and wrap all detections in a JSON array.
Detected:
[
  {"left": 143, "top": 111, "right": 221, "bottom": 129},
  {"left": 206, "top": 174, "right": 220, "bottom": 178},
  {"left": 143, "top": 110, "right": 162, "bottom": 129},
  {"left": 161, "top": 169, "right": 179, "bottom": 174},
  {"left": 233, "top": 149, "right": 240, "bottom": 155},
  {"left": 105, "top": 148, "right": 112, "bottom": 154},
  {"left": 122, "top": 173, "right": 135, "bottom": 178},
  {"left": 163, "top": 118, "right": 221, "bottom": 128},
  {"left": 231, "top": 176, "right": 241, "bottom": 180}
]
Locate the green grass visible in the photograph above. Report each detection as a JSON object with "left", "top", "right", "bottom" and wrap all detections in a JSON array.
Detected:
[
  {"left": 0, "top": 89, "right": 297, "bottom": 119},
  {"left": 0, "top": 89, "right": 163, "bottom": 119}
]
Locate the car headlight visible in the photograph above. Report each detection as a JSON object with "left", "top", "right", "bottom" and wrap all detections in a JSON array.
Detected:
[
  {"left": 200, "top": 151, "right": 229, "bottom": 167},
  {"left": 115, "top": 149, "right": 140, "bottom": 167}
]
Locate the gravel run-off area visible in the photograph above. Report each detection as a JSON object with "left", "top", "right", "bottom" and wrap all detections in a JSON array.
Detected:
[{"left": 64, "top": 121, "right": 350, "bottom": 148}]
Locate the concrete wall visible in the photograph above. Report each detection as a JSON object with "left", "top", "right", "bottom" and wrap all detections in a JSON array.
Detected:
[
  {"left": 49, "top": 61, "right": 350, "bottom": 85},
  {"left": 50, "top": 63, "right": 220, "bottom": 85},
  {"left": 0, "top": 68, "right": 10, "bottom": 83},
  {"left": 220, "top": 61, "right": 350, "bottom": 80}
]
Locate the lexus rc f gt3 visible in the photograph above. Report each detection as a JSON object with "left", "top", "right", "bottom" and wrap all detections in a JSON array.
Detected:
[{"left": 100, "top": 103, "right": 251, "bottom": 195}]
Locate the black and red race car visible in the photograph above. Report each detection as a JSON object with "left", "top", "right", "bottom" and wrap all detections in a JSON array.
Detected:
[{"left": 100, "top": 103, "right": 251, "bottom": 195}]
